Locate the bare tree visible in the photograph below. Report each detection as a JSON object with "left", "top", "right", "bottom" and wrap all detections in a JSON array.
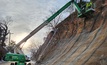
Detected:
[
  {"left": 0, "top": 23, "right": 9, "bottom": 60},
  {"left": 0, "top": 16, "right": 13, "bottom": 25},
  {"left": 0, "top": 16, "right": 12, "bottom": 60},
  {"left": 46, "top": 9, "right": 62, "bottom": 31},
  {"left": 7, "top": 40, "right": 16, "bottom": 52},
  {"left": 0, "top": 23, "right": 8, "bottom": 46},
  {"left": 28, "top": 41, "right": 40, "bottom": 60},
  {"left": 0, "top": 16, "right": 12, "bottom": 46}
]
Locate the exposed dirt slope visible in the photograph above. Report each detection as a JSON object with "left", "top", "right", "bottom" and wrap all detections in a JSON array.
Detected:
[{"left": 34, "top": 0, "right": 107, "bottom": 65}]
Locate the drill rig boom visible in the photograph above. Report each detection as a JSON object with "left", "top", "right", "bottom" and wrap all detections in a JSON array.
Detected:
[{"left": 14, "top": 0, "right": 72, "bottom": 54}]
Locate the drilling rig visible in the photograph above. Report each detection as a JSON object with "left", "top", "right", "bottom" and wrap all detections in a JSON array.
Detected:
[{"left": 3, "top": 0, "right": 94, "bottom": 65}]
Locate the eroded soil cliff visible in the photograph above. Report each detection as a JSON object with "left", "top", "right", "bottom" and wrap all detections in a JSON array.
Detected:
[{"left": 34, "top": 0, "right": 107, "bottom": 65}]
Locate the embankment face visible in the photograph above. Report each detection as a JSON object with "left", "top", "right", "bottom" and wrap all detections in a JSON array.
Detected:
[{"left": 35, "top": 0, "right": 107, "bottom": 65}]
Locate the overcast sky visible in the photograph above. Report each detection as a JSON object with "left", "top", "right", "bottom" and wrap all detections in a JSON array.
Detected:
[{"left": 0, "top": 0, "right": 70, "bottom": 54}]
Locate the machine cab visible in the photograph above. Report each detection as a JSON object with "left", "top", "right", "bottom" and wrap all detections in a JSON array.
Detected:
[
  {"left": 71, "top": 0, "right": 95, "bottom": 18},
  {"left": 76, "top": 0, "right": 95, "bottom": 17}
]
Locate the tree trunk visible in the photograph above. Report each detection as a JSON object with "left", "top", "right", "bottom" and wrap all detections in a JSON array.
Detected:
[{"left": 0, "top": 45, "right": 7, "bottom": 60}]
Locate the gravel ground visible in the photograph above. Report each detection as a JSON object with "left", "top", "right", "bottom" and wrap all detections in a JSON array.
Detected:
[{"left": 0, "top": 62, "right": 35, "bottom": 65}]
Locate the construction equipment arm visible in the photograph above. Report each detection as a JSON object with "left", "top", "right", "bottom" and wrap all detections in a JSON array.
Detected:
[{"left": 14, "top": 1, "right": 72, "bottom": 54}]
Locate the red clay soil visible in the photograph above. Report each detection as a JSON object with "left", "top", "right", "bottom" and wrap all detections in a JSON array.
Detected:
[{"left": 34, "top": 0, "right": 107, "bottom": 65}]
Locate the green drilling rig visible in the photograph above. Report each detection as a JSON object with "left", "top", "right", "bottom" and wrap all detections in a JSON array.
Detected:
[{"left": 3, "top": 0, "right": 94, "bottom": 65}]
